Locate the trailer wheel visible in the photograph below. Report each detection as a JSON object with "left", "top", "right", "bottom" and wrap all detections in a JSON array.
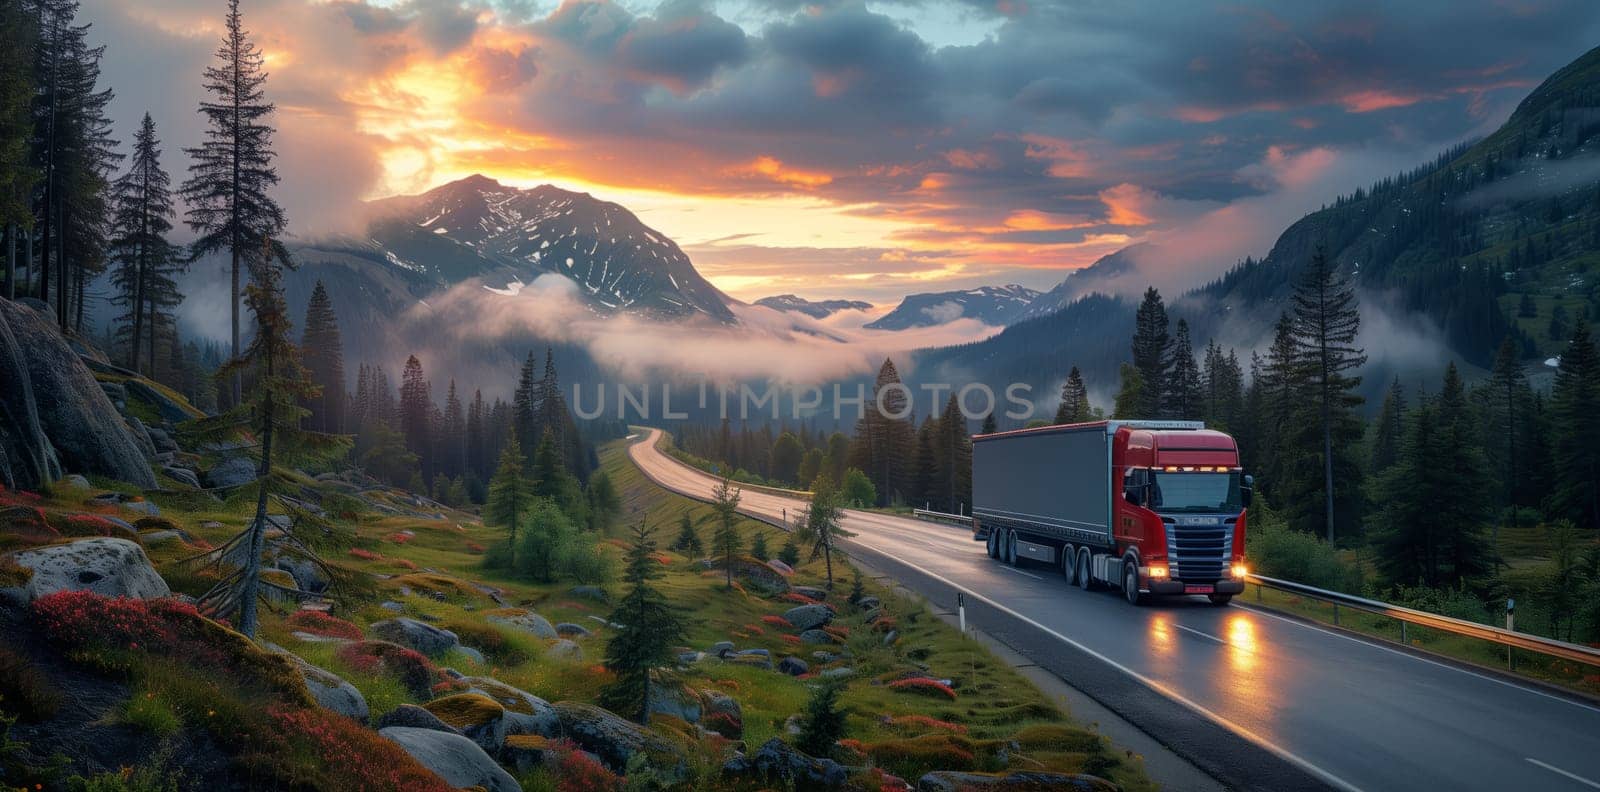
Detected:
[
  {"left": 986, "top": 528, "right": 999, "bottom": 559},
  {"left": 1075, "top": 549, "right": 1093, "bottom": 591},
  {"left": 1004, "top": 530, "right": 1019, "bottom": 566},
  {"left": 1061, "top": 545, "right": 1077, "bottom": 585},
  {"left": 1208, "top": 594, "right": 1232, "bottom": 607},
  {"left": 1122, "top": 562, "right": 1145, "bottom": 606}
]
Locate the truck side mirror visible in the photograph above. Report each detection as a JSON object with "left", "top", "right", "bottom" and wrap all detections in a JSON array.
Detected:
[
  {"left": 1241, "top": 474, "right": 1254, "bottom": 508},
  {"left": 1124, "top": 489, "right": 1141, "bottom": 506}
]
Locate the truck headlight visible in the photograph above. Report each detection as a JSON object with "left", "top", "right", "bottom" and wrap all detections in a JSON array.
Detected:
[
  {"left": 1231, "top": 562, "right": 1248, "bottom": 579},
  {"left": 1147, "top": 564, "right": 1169, "bottom": 579}
]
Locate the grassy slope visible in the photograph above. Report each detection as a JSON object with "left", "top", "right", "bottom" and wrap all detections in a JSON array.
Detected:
[{"left": 4, "top": 436, "right": 1158, "bottom": 790}]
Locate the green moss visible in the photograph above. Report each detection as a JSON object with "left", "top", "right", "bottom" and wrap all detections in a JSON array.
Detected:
[
  {"left": 121, "top": 690, "right": 182, "bottom": 737},
  {"left": 422, "top": 693, "right": 504, "bottom": 729},
  {"left": 0, "top": 556, "right": 34, "bottom": 588}
]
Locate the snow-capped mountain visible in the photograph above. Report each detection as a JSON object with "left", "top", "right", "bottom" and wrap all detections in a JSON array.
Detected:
[
  {"left": 1013, "top": 245, "right": 1144, "bottom": 322},
  {"left": 865, "top": 284, "right": 1041, "bottom": 330},
  {"left": 753, "top": 294, "right": 873, "bottom": 319},
  {"left": 359, "top": 174, "right": 736, "bottom": 322}
]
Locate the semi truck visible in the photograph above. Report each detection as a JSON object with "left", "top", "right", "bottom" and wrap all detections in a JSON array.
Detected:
[{"left": 972, "top": 420, "right": 1251, "bottom": 606}]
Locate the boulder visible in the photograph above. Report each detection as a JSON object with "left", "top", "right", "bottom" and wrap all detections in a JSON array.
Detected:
[
  {"left": 423, "top": 693, "right": 511, "bottom": 753},
  {"left": 917, "top": 771, "right": 1119, "bottom": 792},
  {"left": 99, "top": 381, "right": 127, "bottom": 405},
  {"left": 501, "top": 734, "right": 551, "bottom": 775},
  {"left": 121, "top": 500, "right": 160, "bottom": 517},
  {"left": 125, "top": 416, "right": 157, "bottom": 459},
  {"left": 486, "top": 609, "right": 558, "bottom": 639},
  {"left": 145, "top": 427, "right": 178, "bottom": 454},
  {"left": 60, "top": 474, "right": 91, "bottom": 490},
  {"left": 162, "top": 467, "right": 201, "bottom": 489},
  {"left": 766, "top": 559, "right": 795, "bottom": 576},
  {"left": 568, "top": 585, "right": 609, "bottom": 602},
  {"left": 552, "top": 701, "right": 682, "bottom": 775},
  {"left": 1, "top": 298, "right": 156, "bottom": 490},
  {"left": 460, "top": 676, "right": 559, "bottom": 738},
  {"left": 647, "top": 683, "right": 703, "bottom": 724},
  {"left": 554, "top": 622, "right": 590, "bottom": 638},
  {"left": 378, "top": 726, "right": 520, "bottom": 792},
  {"left": 800, "top": 629, "right": 835, "bottom": 645},
  {"left": 820, "top": 667, "right": 855, "bottom": 679},
  {"left": 782, "top": 603, "right": 834, "bottom": 632},
  {"left": 708, "top": 640, "right": 735, "bottom": 657},
  {"left": 370, "top": 618, "right": 460, "bottom": 657},
  {"left": 375, "top": 704, "right": 462, "bottom": 735},
  {"left": 282, "top": 652, "right": 368, "bottom": 721},
  {"left": 858, "top": 596, "right": 881, "bottom": 610},
  {"left": 124, "top": 379, "right": 201, "bottom": 424},
  {"left": 700, "top": 689, "right": 743, "bottom": 738},
  {"left": 275, "top": 557, "right": 330, "bottom": 594},
  {"left": 204, "top": 457, "right": 257, "bottom": 489},
  {"left": 793, "top": 585, "right": 829, "bottom": 601},
  {"left": 546, "top": 639, "right": 583, "bottom": 662},
  {"left": 5, "top": 537, "right": 169, "bottom": 603},
  {"left": 777, "top": 656, "right": 809, "bottom": 676},
  {"left": 724, "top": 737, "right": 847, "bottom": 789}
]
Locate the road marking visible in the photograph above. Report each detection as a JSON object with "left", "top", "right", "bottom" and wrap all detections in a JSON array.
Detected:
[
  {"left": 1528, "top": 758, "right": 1600, "bottom": 789},
  {"left": 1002, "top": 566, "right": 1045, "bottom": 581},
  {"left": 1175, "top": 624, "right": 1227, "bottom": 645},
  {"left": 1236, "top": 603, "right": 1600, "bottom": 716},
  {"left": 628, "top": 431, "right": 1366, "bottom": 792}
]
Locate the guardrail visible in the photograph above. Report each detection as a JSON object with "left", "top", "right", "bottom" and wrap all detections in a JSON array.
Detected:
[
  {"left": 912, "top": 508, "right": 972, "bottom": 527},
  {"left": 1248, "top": 574, "right": 1600, "bottom": 669}
]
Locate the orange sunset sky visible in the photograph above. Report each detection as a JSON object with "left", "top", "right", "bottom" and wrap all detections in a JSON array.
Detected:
[{"left": 83, "top": 0, "right": 1600, "bottom": 303}]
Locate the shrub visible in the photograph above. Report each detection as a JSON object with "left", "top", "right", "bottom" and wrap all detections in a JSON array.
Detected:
[
  {"left": 796, "top": 679, "right": 847, "bottom": 756},
  {"left": 259, "top": 704, "right": 455, "bottom": 792},
  {"left": 777, "top": 538, "right": 800, "bottom": 567},
  {"left": 284, "top": 611, "right": 363, "bottom": 641},
  {"left": 122, "top": 691, "right": 181, "bottom": 737},
  {"left": 1248, "top": 504, "right": 1362, "bottom": 593},
  {"left": 865, "top": 735, "right": 978, "bottom": 778},
  {"left": 348, "top": 548, "right": 381, "bottom": 561},
  {"left": 335, "top": 641, "right": 442, "bottom": 699},
  {"left": 887, "top": 678, "right": 956, "bottom": 700},
  {"left": 887, "top": 714, "right": 966, "bottom": 735},
  {"left": 548, "top": 737, "right": 621, "bottom": 792},
  {"left": 442, "top": 620, "right": 532, "bottom": 666}
]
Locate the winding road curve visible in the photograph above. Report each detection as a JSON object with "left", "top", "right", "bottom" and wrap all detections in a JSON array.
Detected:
[{"left": 629, "top": 428, "right": 1600, "bottom": 792}]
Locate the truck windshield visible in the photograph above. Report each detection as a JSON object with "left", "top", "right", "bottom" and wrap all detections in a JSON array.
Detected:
[{"left": 1151, "top": 471, "right": 1241, "bottom": 512}]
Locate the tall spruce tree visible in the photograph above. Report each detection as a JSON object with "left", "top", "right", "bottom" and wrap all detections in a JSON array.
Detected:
[
  {"left": 1111, "top": 363, "right": 1143, "bottom": 419},
  {"left": 1131, "top": 287, "right": 1170, "bottom": 417},
  {"left": 1369, "top": 377, "right": 1405, "bottom": 478},
  {"left": 848, "top": 358, "right": 914, "bottom": 505},
  {"left": 299, "top": 281, "right": 345, "bottom": 433},
  {"left": 800, "top": 473, "right": 852, "bottom": 588},
  {"left": 911, "top": 416, "right": 937, "bottom": 509},
  {"left": 107, "top": 113, "right": 179, "bottom": 375},
  {"left": 182, "top": 0, "right": 288, "bottom": 404},
  {"left": 399, "top": 355, "right": 431, "bottom": 479},
  {"left": 441, "top": 380, "right": 465, "bottom": 479},
  {"left": 0, "top": 0, "right": 36, "bottom": 301},
  {"left": 1550, "top": 321, "right": 1600, "bottom": 529},
  {"left": 711, "top": 476, "right": 742, "bottom": 589},
  {"left": 599, "top": 521, "right": 684, "bottom": 725},
  {"left": 512, "top": 350, "right": 539, "bottom": 468},
  {"left": 484, "top": 436, "right": 532, "bottom": 567},
  {"left": 935, "top": 393, "right": 972, "bottom": 514},
  {"left": 1055, "top": 366, "right": 1090, "bottom": 424},
  {"left": 1163, "top": 319, "right": 1202, "bottom": 420},
  {"left": 1289, "top": 248, "right": 1366, "bottom": 541}
]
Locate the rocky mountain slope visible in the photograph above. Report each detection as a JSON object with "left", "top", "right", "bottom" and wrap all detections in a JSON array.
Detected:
[{"left": 866, "top": 285, "right": 1040, "bottom": 330}]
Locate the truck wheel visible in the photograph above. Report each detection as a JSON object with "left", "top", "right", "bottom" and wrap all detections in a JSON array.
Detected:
[
  {"left": 1122, "top": 562, "right": 1145, "bottom": 606},
  {"left": 1004, "top": 530, "right": 1019, "bottom": 566},
  {"left": 985, "top": 528, "right": 999, "bottom": 559},
  {"left": 1061, "top": 545, "right": 1077, "bottom": 585},
  {"left": 1208, "top": 594, "right": 1232, "bottom": 607},
  {"left": 1076, "top": 549, "right": 1093, "bottom": 591}
]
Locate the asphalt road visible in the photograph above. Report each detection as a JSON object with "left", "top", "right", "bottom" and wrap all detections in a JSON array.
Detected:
[{"left": 629, "top": 429, "right": 1600, "bottom": 792}]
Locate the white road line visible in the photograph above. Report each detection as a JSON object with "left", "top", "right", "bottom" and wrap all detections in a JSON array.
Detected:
[
  {"left": 1528, "top": 758, "right": 1600, "bottom": 789},
  {"left": 1236, "top": 603, "right": 1600, "bottom": 716},
  {"left": 1002, "top": 566, "right": 1045, "bottom": 581},
  {"left": 1176, "top": 624, "right": 1227, "bottom": 645}
]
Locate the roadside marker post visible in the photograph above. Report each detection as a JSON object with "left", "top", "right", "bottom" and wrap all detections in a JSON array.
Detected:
[
  {"left": 957, "top": 591, "right": 967, "bottom": 634},
  {"left": 1506, "top": 599, "right": 1515, "bottom": 670}
]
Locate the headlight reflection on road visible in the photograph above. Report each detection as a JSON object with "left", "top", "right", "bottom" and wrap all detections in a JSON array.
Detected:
[
  {"left": 1226, "top": 615, "right": 1258, "bottom": 674},
  {"left": 1148, "top": 613, "right": 1174, "bottom": 655}
]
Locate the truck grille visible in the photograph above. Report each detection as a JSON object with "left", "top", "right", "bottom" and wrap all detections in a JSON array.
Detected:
[{"left": 1164, "top": 519, "right": 1233, "bottom": 582}]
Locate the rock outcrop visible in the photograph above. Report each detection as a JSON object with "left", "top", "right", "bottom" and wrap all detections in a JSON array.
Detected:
[
  {"left": 0, "top": 299, "right": 156, "bottom": 490},
  {"left": 3, "top": 537, "right": 169, "bottom": 603},
  {"left": 378, "top": 726, "right": 521, "bottom": 792}
]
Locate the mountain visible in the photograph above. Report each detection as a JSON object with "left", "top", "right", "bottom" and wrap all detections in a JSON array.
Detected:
[
  {"left": 917, "top": 43, "right": 1600, "bottom": 403},
  {"left": 865, "top": 284, "right": 1041, "bottom": 330},
  {"left": 360, "top": 175, "right": 736, "bottom": 323},
  {"left": 1015, "top": 246, "right": 1145, "bottom": 322},
  {"left": 754, "top": 294, "right": 873, "bottom": 319}
]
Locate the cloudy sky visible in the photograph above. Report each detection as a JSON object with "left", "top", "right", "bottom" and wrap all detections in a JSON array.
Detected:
[{"left": 84, "top": 0, "right": 1600, "bottom": 303}]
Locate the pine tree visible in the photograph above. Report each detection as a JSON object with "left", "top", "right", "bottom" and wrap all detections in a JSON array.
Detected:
[
  {"left": 711, "top": 476, "right": 742, "bottom": 589},
  {"left": 673, "top": 513, "right": 702, "bottom": 555},
  {"left": 824, "top": 431, "right": 850, "bottom": 484},
  {"left": 980, "top": 412, "right": 998, "bottom": 434},
  {"left": 107, "top": 113, "right": 179, "bottom": 375},
  {"left": 1288, "top": 248, "right": 1366, "bottom": 541},
  {"left": 848, "top": 358, "right": 915, "bottom": 505},
  {"left": 586, "top": 470, "right": 620, "bottom": 532},
  {"left": 441, "top": 380, "right": 465, "bottom": 479},
  {"left": 1112, "top": 363, "right": 1143, "bottom": 419},
  {"left": 599, "top": 521, "right": 684, "bottom": 725},
  {"left": 795, "top": 678, "right": 848, "bottom": 756},
  {"left": 1054, "top": 366, "right": 1090, "bottom": 424},
  {"left": 750, "top": 530, "right": 770, "bottom": 562},
  {"left": 770, "top": 431, "right": 803, "bottom": 484},
  {"left": 466, "top": 388, "right": 486, "bottom": 481},
  {"left": 935, "top": 394, "right": 972, "bottom": 514},
  {"left": 1131, "top": 287, "right": 1170, "bottom": 417},
  {"left": 1163, "top": 319, "right": 1202, "bottom": 420},
  {"left": 531, "top": 433, "right": 582, "bottom": 520},
  {"left": 189, "top": 238, "right": 346, "bottom": 637},
  {"left": 798, "top": 447, "right": 823, "bottom": 489},
  {"left": 778, "top": 534, "right": 800, "bottom": 567},
  {"left": 1550, "top": 321, "right": 1600, "bottom": 529},
  {"left": 299, "top": 281, "right": 345, "bottom": 433},
  {"left": 800, "top": 474, "right": 853, "bottom": 589},
  {"left": 512, "top": 350, "right": 539, "bottom": 468},
  {"left": 181, "top": 0, "right": 288, "bottom": 404},
  {"left": 399, "top": 355, "right": 431, "bottom": 479},
  {"left": 1369, "top": 377, "right": 1405, "bottom": 477},
  {"left": 485, "top": 436, "right": 533, "bottom": 568},
  {"left": 0, "top": 0, "right": 35, "bottom": 301},
  {"left": 910, "top": 415, "right": 937, "bottom": 509}
]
